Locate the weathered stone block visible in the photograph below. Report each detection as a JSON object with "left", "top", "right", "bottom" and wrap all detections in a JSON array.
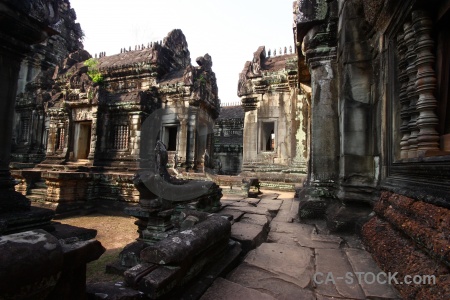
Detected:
[
  {"left": 140, "top": 216, "right": 231, "bottom": 264},
  {"left": 0, "top": 230, "right": 63, "bottom": 299}
]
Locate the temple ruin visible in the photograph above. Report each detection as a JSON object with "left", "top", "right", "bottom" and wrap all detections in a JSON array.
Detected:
[
  {"left": 237, "top": 45, "right": 310, "bottom": 190},
  {"left": 12, "top": 29, "right": 220, "bottom": 213},
  {"left": 2, "top": 0, "right": 450, "bottom": 299},
  {"left": 294, "top": 0, "right": 450, "bottom": 297}
]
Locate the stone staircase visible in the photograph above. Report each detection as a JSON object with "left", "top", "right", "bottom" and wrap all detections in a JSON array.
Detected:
[{"left": 27, "top": 180, "right": 48, "bottom": 203}]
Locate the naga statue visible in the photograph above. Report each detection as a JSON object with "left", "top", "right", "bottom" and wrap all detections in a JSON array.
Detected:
[{"left": 127, "top": 140, "right": 222, "bottom": 243}]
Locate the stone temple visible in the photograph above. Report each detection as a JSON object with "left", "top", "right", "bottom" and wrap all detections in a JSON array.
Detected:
[
  {"left": 11, "top": 28, "right": 220, "bottom": 213},
  {"left": 1, "top": 0, "right": 450, "bottom": 299}
]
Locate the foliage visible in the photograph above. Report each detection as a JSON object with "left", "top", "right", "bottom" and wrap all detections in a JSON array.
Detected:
[{"left": 84, "top": 58, "right": 104, "bottom": 85}]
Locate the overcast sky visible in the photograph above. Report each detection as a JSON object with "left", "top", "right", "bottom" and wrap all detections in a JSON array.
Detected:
[{"left": 69, "top": 0, "right": 296, "bottom": 104}]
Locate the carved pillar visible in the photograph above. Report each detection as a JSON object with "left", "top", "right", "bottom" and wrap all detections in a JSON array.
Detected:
[
  {"left": 187, "top": 106, "right": 198, "bottom": 170},
  {"left": 397, "top": 30, "right": 411, "bottom": 159},
  {"left": 241, "top": 97, "right": 259, "bottom": 167},
  {"left": 88, "top": 109, "right": 98, "bottom": 160},
  {"left": 404, "top": 22, "right": 420, "bottom": 158},
  {"left": 413, "top": 10, "right": 440, "bottom": 153},
  {"left": 100, "top": 113, "right": 109, "bottom": 153},
  {"left": 178, "top": 117, "right": 188, "bottom": 167}
]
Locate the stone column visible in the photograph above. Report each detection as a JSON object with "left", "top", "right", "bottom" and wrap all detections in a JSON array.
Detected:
[
  {"left": 88, "top": 109, "right": 98, "bottom": 161},
  {"left": 404, "top": 22, "right": 420, "bottom": 158},
  {"left": 0, "top": 1, "right": 55, "bottom": 219},
  {"left": 413, "top": 10, "right": 440, "bottom": 154},
  {"left": 178, "top": 117, "right": 188, "bottom": 167},
  {"left": 398, "top": 30, "right": 411, "bottom": 159},
  {"left": 241, "top": 96, "right": 259, "bottom": 170},
  {"left": 187, "top": 105, "right": 198, "bottom": 170},
  {"left": 299, "top": 50, "right": 339, "bottom": 218},
  {"left": 0, "top": 46, "right": 30, "bottom": 212},
  {"left": 336, "top": 0, "right": 376, "bottom": 206}
]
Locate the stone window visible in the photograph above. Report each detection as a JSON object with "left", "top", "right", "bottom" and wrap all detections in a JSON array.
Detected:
[
  {"left": 163, "top": 125, "right": 178, "bottom": 151},
  {"left": 260, "top": 121, "right": 275, "bottom": 152},
  {"left": 20, "top": 118, "right": 30, "bottom": 142},
  {"left": 394, "top": 8, "right": 450, "bottom": 159},
  {"left": 55, "top": 127, "right": 65, "bottom": 151},
  {"left": 113, "top": 125, "right": 129, "bottom": 150}
]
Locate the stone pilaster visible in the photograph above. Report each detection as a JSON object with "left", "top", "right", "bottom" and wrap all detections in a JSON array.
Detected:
[{"left": 413, "top": 10, "right": 440, "bottom": 154}]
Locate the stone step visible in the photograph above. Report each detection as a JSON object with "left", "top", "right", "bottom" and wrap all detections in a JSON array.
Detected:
[
  {"left": 231, "top": 222, "right": 268, "bottom": 252},
  {"left": 27, "top": 195, "right": 45, "bottom": 202},
  {"left": 29, "top": 188, "right": 47, "bottom": 196},
  {"left": 178, "top": 241, "right": 242, "bottom": 299}
]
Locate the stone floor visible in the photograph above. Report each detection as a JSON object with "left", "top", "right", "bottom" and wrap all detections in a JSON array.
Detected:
[{"left": 203, "top": 190, "right": 401, "bottom": 300}]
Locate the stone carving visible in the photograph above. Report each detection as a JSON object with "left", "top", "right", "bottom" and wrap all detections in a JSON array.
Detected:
[
  {"left": 74, "top": 108, "right": 91, "bottom": 121},
  {"left": 405, "top": 21, "right": 419, "bottom": 158},
  {"left": 398, "top": 30, "right": 410, "bottom": 158},
  {"left": 413, "top": 10, "right": 440, "bottom": 152}
]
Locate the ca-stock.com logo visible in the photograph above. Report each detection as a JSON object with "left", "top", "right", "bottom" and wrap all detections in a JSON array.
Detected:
[{"left": 136, "top": 107, "right": 215, "bottom": 202}]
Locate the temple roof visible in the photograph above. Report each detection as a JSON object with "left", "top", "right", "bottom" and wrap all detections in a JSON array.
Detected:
[
  {"left": 218, "top": 105, "right": 244, "bottom": 120},
  {"left": 262, "top": 53, "right": 297, "bottom": 72},
  {"left": 97, "top": 48, "right": 157, "bottom": 69},
  {"left": 159, "top": 69, "right": 185, "bottom": 84}
]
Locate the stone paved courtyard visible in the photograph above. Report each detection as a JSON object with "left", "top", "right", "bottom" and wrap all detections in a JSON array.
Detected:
[
  {"left": 202, "top": 190, "right": 401, "bottom": 300},
  {"left": 60, "top": 190, "right": 401, "bottom": 299}
]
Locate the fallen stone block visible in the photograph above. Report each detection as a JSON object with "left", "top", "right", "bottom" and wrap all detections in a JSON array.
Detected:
[
  {"left": 239, "top": 213, "right": 270, "bottom": 227},
  {"left": 231, "top": 222, "right": 268, "bottom": 251},
  {"left": 0, "top": 230, "right": 63, "bottom": 299},
  {"left": 140, "top": 215, "right": 231, "bottom": 264}
]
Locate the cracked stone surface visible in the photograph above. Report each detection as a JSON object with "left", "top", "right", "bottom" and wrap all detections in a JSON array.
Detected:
[
  {"left": 202, "top": 190, "right": 401, "bottom": 299},
  {"left": 200, "top": 277, "right": 277, "bottom": 300}
]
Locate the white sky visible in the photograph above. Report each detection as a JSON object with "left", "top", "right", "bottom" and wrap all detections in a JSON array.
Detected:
[{"left": 69, "top": 0, "right": 296, "bottom": 104}]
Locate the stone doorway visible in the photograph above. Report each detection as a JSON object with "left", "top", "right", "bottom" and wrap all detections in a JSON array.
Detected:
[{"left": 74, "top": 121, "right": 91, "bottom": 160}]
